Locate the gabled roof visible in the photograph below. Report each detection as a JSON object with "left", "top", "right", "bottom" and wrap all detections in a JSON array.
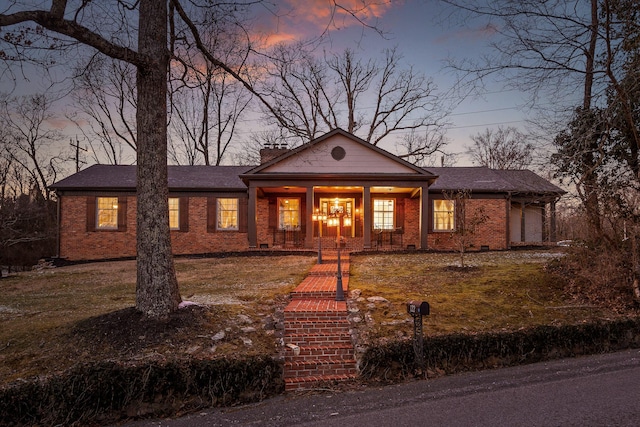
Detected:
[
  {"left": 243, "top": 128, "right": 435, "bottom": 177},
  {"left": 426, "top": 167, "right": 565, "bottom": 195},
  {"left": 50, "top": 164, "right": 251, "bottom": 191}
]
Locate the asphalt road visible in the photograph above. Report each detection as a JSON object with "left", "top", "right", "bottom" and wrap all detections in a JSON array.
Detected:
[{"left": 122, "top": 349, "right": 640, "bottom": 427}]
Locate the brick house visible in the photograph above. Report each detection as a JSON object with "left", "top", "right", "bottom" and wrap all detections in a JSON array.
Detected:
[{"left": 50, "top": 129, "right": 565, "bottom": 261}]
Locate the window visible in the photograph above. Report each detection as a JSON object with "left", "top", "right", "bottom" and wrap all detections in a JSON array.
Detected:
[
  {"left": 217, "top": 198, "right": 238, "bottom": 230},
  {"left": 278, "top": 198, "right": 300, "bottom": 230},
  {"left": 168, "top": 198, "right": 180, "bottom": 230},
  {"left": 373, "top": 199, "right": 394, "bottom": 230},
  {"left": 96, "top": 197, "right": 119, "bottom": 229},
  {"left": 434, "top": 199, "right": 455, "bottom": 231}
]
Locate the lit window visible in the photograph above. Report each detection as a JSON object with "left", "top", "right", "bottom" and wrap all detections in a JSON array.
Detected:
[
  {"left": 278, "top": 198, "right": 300, "bottom": 230},
  {"left": 97, "top": 197, "right": 118, "bottom": 229},
  {"left": 373, "top": 199, "right": 394, "bottom": 230},
  {"left": 169, "top": 198, "right": 180, "bottom": 230},
  {"left": 434, "top": 199, "right": 455, "bottom": 231},
  {"left": 217, "top": 198, "right": 238, "bottom": 230}
]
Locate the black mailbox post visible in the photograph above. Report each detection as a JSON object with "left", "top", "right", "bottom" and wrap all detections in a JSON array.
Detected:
[{"left": 407, "top": 300, "right": 430, "bottom": 370}]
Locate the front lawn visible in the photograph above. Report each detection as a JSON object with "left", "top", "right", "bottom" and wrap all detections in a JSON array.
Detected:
[
  {"left": 349, "top": 250, "right": 620, "bottom": 342},
  {"left": 0, "top": 250, "right": 625, "bottom": 387}
]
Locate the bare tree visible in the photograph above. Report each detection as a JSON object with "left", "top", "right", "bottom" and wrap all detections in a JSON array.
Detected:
[
  {"left": 442, "top": 0, "right": 611, "bottom": 240},
  {"left": 261, "top": 45, "right": 451, "bottom": 153},
  {"left": 467, "top": 126, "right": 534, "bottom": 169},
  {"left": 0, "top": 0, "right": 382, "bottom": 319},
  {"left": 0, "top": 94, "right": 66, "bottom": 200},
  {"left": 168, "top": 19, "right": 252, "bottom": 166},
  {"left": 69, "top": 55, "right": 137, "bottom": 165},
  {"left": 444, "top": 190, "right": 488, "bottom": 268},
  {"left": 395, "top": 126, "right": 451, "bottom": 166}
]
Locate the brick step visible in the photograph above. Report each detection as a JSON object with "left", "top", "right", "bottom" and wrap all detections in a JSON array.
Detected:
[
  {"left": 284, "top": 358, "right": 358, "bottom": 379},
  {"left": 307, "top": 267, "right": 350, "bottom": 276},
  {"left": 286, "top": 348, "right": 355, "bottom": 365},
  {"left": 284, "top": 319, "right": 350, "bottom": 333},
  {"left": 291, "top": 291, "right": 339, "bottom": 299},
  {"left": 291, "top": 276, "right": 349, "bottom": 294},
  {"left": 284, "top": 373, "right": 358, "bottom": 391},
  {"left": 284, "top": 299, "right": 347, "bottom": 316},
  {"left": 284, "top": 331, "right": 352, "bottom": 347}
]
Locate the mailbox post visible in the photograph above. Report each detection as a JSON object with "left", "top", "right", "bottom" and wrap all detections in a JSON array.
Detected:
[{"left": 407, "top": 301, "right": 430, "bottom": 370}]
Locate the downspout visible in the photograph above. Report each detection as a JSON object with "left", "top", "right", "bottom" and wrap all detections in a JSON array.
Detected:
[
  {"left": 506, "top": 192, "right": 511, "bottom": 249},
  {"left": 55, "top": 191, "right": 61, "bottom": 259}
]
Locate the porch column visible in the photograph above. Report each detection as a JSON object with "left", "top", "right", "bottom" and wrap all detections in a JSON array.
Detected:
[
  {"left": 550, "top": 200, "right": 558, "bottom": 242},
  {"left": 363, "top": 186, "right": 371, "bottom": 249},
  {"left": 305, "top": 186, "right": 314, "bottom": 248},
  {"left": 520, "top": 201, "right": 526, "bottom": 242},
  {"left": 248, "top": 185, "right": 257, "bottom": 248},
  {"left": 420, "top": 185, "right": 429, "bottom": 249}
]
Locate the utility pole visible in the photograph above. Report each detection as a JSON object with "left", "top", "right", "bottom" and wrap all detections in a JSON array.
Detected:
[{"left": 70, "top": 137, "right": 87, "bottom": 172}]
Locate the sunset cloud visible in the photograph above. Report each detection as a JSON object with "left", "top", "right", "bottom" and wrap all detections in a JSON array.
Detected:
[{"left": 253, "top": 0, "right": 399, "bottom": 48}]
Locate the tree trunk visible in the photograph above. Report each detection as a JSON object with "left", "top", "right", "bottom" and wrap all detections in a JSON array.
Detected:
[{"left": 135, "top": 0, "right": 181, "bottom": 318}]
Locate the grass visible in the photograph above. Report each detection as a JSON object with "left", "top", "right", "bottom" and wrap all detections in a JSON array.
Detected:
[
  {"left": 0, "top": 249, "right": 626, "bottom": 387},
  {"left": 0, "top": 255, "right": 316, "bottom": 385},
  {"left": 349, "top": 250, "right": 620, "bottom": 342}
]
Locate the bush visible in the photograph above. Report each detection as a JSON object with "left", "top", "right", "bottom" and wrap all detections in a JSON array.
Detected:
[
  {"left": 0, "top": 356, "right": 283, "bottom": 427},
  {"left": 360, "top": 319, "right": 640, "bottom": 382}
]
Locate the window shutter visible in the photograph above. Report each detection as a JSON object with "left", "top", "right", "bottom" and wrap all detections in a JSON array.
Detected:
[
  {"left": 238, "top": 197, "right": 248, "bottom": 232},
  {"left": 117, "top": 197, "right": 127, "bottom": 232},
  {"left": 207, "top": 197, "right": 216, "bottom": 232},
  {"left": 179, "top": 197, "right": 189, "bottom": 232},
  {"left": 86, "top": 197, "right": 96, "bottom": 231},
  {"left": 396, "top": 198, "right": 405, "bottom": 229},
  {"left": 268, "top": 197, "right": 277, "bottom": 229}
]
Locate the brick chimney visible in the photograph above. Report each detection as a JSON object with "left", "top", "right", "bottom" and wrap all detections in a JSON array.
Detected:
[{"left": 259, "top": 142, "right": 290, "bottom": 164}]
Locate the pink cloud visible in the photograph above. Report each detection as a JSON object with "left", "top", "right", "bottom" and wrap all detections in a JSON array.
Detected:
[{"left": 255, "top": 0, "right": 399, "bottom": 48}]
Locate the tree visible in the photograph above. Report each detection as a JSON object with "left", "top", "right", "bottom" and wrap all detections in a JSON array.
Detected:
[
  {"left": 168, "top": 20, "right": 252, "bottom": 166},
  {"left": 467, "top": 126, "right": 534, "bottom": 170},
  {"left": 0, "top": 0, "right": 380, "bottom": 319},
  {"left": 443, "top": 0, "right": 638, "bottom": 240},
  {"left": 69, "top": 55, "right": 137, "bottom": 165},
  {"left": 443, "top": 189, "right": 488, "bottom": 268},
  {"left": 261, "top": 45, "right": 450, "bottom": 155},
  {"left": 0, "top": 93, "right": 65, "bottom": 200},
  {"left": 395, "top": 126, "right": 451, "bottom": 166},
  {"left": 552, "top": 107, "right": 609, "bottom": 238},
  {"left": 0, "top": 189, "right": 56, "bottom": 275}
]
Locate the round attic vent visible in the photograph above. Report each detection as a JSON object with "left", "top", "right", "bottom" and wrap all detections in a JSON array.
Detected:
[{"left": 331, "top": 146, "right": 346, "bottom": 161}]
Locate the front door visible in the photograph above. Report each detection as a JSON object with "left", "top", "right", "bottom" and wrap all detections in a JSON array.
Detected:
[{"left": 319, "top": 197, "right": 356, "bottom": 238}]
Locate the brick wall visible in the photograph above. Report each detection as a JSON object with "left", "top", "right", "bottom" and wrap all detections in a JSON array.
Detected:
[
  {"left": 59, "top": 195, "right": 248, "bottom": 261},
  {"left": 403, "top": 197, "right": 420, "bottom": 248},
  {"left": 428, "top": 198, "right": 508, "bottom": 251},
  {"left": 59, "top": 194, "right": 511, "bottom": 260}
]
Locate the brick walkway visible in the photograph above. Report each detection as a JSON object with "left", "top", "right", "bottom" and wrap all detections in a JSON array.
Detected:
[{"left": 283, "top": 250, "right": 357, "bottom": 391}]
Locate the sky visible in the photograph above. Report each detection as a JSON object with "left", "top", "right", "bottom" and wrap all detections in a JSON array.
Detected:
[
  {"left": 245, "top": 0, "right": 535, "bottom": 164},
  {"left": 1, "top": 0, "right": 542, "bottom": 170}
]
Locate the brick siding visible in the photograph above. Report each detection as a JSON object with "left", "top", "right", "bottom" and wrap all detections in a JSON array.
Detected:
[
  {"left": 58, "top": 196, "right": 247, "bottom": 261},
  {"left": 58, "top": 195, "right": 510, "bottom": 260},
  {"left": 428, "top": 198, "right": 508, "bottom": 251}
]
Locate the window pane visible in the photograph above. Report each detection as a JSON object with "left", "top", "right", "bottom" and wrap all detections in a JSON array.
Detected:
[
  {"left": 279, "top": 198, "right": 300, "bottom": 230},
  {"left": 373, "top": 199, "right": 394, "bottom": 230},
  {"left": 434, "top": 199, "right": 455, "bottom": 231},
  {"left": 217, "top": 198, "right": 238, "bottom": 230},
  {"left": 97, "top": 197, "right": 118, "bottom": 229},
  {"left": 169, "top": 198, "right": 180, "bottom": 230}
]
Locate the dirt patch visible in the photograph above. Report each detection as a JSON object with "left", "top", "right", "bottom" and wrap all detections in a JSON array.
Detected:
[{"left": 71, "top": 305, "right": 212, "bottom": 358}]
